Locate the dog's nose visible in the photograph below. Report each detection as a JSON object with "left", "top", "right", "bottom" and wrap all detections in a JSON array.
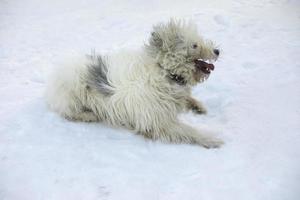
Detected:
[{"left": 213, "top": 49, "right": 220, "bottom": 56}]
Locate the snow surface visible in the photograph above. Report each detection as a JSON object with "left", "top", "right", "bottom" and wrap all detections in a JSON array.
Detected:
[{"left": 1, "top": 0, "right": 300, "bottom": 199}]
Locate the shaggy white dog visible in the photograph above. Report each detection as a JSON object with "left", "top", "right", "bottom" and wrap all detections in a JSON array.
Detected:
[{"left": 46, "top": 19, "right": 223, "bottom": 148}]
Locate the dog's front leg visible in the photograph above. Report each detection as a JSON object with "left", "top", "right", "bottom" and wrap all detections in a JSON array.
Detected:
[
  {"left": 143, "top": 121, "right": 223, "bottom": 148},
  {"left": 186, "top": 96, "right": 207, "bottom": 114},
  {"left": 169, "top": 122, "right": 223, "bottom": 148}
]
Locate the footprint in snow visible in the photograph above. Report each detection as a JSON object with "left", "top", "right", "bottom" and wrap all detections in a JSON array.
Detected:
[
  {"left": 214, "top": 14, "right": 230, "bottom": 27},
  {"left": 242, "top": 61, "right": 258, "bottom": 69}
]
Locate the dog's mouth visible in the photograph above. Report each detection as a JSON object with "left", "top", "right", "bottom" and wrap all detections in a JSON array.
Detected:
[{"left": 194, "top": 59, "right": 215, "bottom": 74}]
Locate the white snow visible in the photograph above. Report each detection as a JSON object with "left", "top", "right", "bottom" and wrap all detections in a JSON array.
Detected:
[{"left": 1, "top": 0, "right": 300, "bottom": 199}]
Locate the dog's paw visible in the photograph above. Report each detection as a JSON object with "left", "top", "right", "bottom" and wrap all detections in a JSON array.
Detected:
[
  {"left": 192, "top": 105, "right": 207, "bottom": 115},
  {"left": 199, "top": 137, "right": 224, "bottom": 148}
]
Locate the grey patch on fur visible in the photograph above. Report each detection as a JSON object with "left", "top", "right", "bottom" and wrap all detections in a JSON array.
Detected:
[{"left": 86, "top": 54, "right": 114, "bottom": 96}]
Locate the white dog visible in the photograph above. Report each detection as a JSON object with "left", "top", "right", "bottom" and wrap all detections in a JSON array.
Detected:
[{"left": 46, "top": 19, "right": 223, "bottom": 148}]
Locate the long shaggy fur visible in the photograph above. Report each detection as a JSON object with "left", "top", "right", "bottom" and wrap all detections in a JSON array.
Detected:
[{"left": 46, "top": 19, "right": 223, "bottom": 148}]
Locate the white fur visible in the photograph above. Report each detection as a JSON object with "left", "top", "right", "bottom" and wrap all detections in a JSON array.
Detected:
[{"left": 46, "top": 19, "right": 223, "bottom": 148}]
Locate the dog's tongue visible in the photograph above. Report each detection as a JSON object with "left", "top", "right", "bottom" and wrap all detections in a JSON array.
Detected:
[{"left": 194, "top": 59, "right": 215, "bottom": 73}]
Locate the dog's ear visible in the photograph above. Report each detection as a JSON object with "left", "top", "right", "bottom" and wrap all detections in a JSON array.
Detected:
[
  {"left": 149, "top": 31, "right": 163, "bottom": 49},
  {"left": 146, "top": 19, "right": 187, "bottom": 54}
]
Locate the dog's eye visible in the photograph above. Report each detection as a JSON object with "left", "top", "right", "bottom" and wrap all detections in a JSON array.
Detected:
[{"left": 192, "top": 44, "right": 198, "bottom": 49}]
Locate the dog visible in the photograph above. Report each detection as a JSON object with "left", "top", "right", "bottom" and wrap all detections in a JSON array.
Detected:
[{"left": 46, "top": 19, "right": 223, "bottom": 148}]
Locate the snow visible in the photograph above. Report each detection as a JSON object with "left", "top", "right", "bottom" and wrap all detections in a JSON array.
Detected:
[{"left": 1, "top": 0, "right": 300, "bottom": 199}]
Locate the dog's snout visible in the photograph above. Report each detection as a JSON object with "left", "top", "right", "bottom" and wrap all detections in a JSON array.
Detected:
[{"left": 213, "top": 49, "right": 220, "bottom": 56}]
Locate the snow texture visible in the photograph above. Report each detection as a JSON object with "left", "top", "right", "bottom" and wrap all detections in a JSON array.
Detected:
[{"left": 1, "top": 0, "right": 300, "bottom": 199}]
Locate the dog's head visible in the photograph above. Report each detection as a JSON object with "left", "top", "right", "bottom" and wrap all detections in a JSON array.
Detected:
[{"left": 145, "top": 19, "right": 220, "bottom": 86}]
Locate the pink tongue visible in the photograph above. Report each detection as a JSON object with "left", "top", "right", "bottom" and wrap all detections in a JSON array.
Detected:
[
  {"left": 194, "top": 60, "right": 215, "bottom": 71},
  {"left": 207, "top": 63, "right": 214, "bottom": 71}
]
